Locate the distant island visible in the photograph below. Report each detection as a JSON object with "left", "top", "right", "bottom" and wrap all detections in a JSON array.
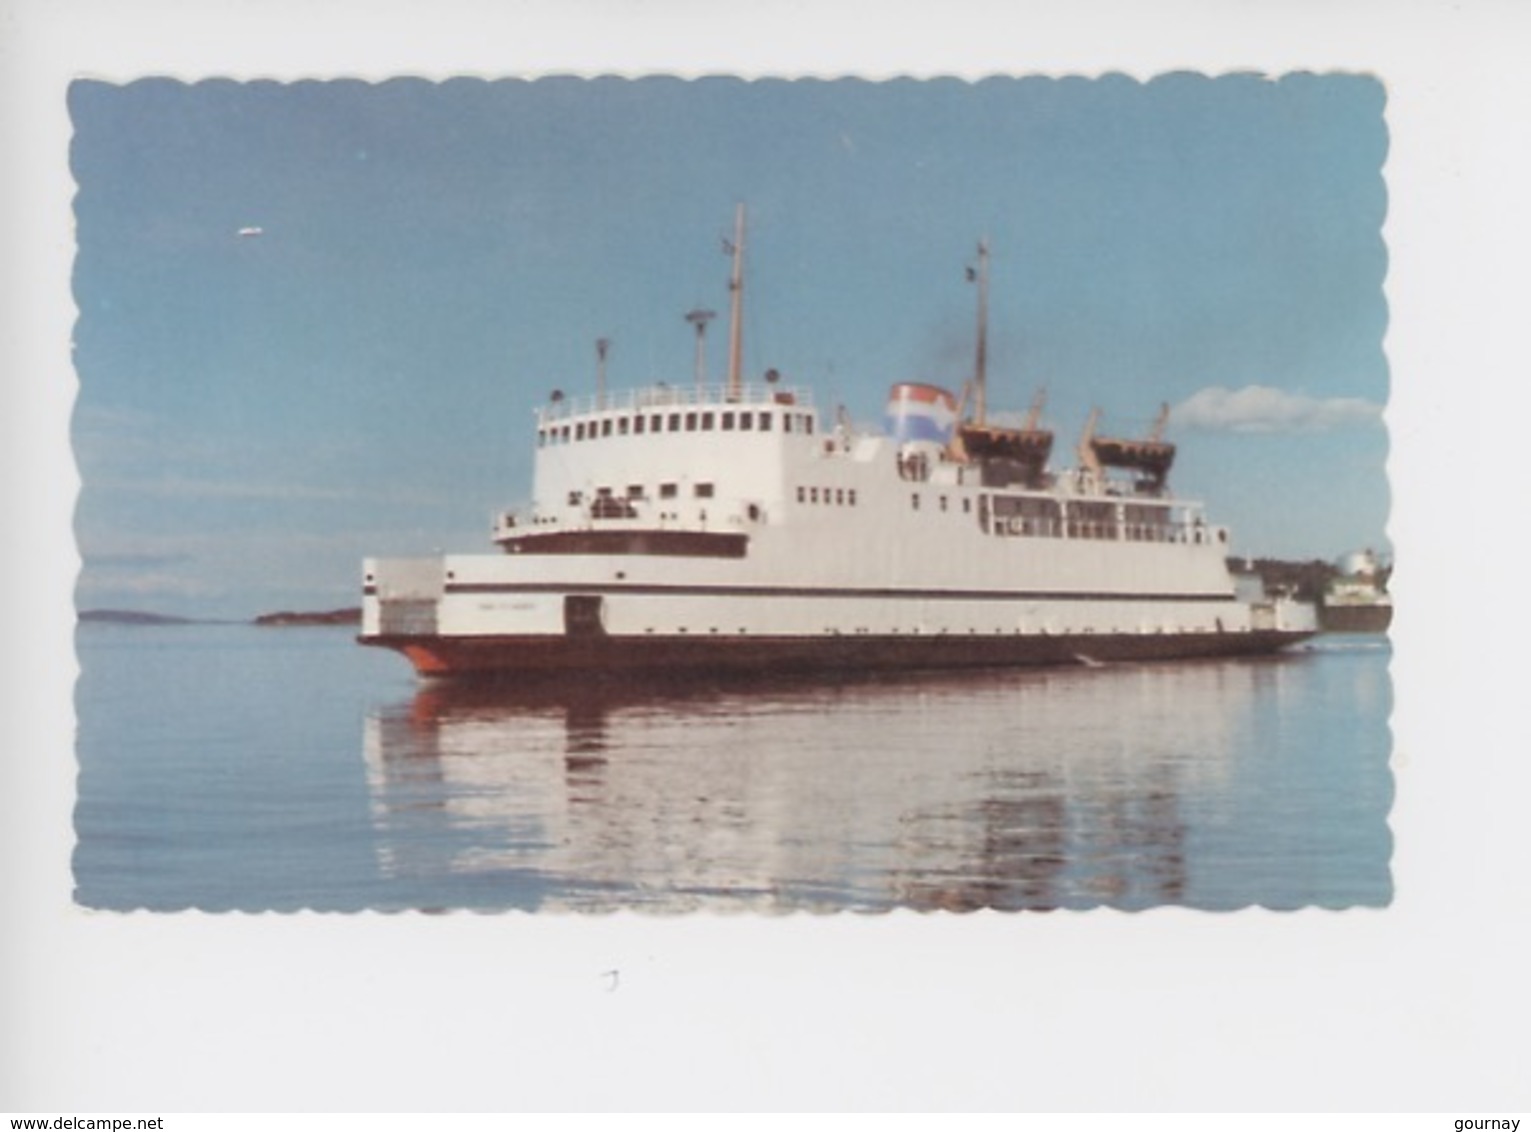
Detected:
[
  {"left": 78, "top": 609, "right": 200, "bottom": 626},
  {"left": 252, "top": 607, "right": 362, "bottom": 627}
]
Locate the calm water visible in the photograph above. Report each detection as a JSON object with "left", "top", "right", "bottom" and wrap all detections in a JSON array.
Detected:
[{"left": 73, "top": 623, "right": 1392, "bottom": 912}]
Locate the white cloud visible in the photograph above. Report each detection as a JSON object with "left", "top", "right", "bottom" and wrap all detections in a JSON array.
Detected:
[{"left": 1173, "top": 385, "right": 1383, "bottom": 434}]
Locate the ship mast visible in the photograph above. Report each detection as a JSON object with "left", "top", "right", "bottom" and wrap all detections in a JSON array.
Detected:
[
  {"left": 969, "top": 238, "right": 990, "bottom": 426},
  {"left": 725, "top": 203, "right": 746, "bottom": 400}
]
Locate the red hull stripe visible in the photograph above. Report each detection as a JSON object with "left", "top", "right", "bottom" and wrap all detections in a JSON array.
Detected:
[{"left": 362, "top": 629, "right": 1316, "bottom": 678}]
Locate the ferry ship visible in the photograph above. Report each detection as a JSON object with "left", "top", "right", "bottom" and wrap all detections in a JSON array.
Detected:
[
  {"left": 1319, "top": 549, "right": 1393, "bottom": 633},
  {"left": 361, "top": 208, "right": 1317, "bottom": 678}
]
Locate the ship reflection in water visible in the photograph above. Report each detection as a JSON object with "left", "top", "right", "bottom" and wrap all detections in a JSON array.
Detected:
[{"left": 360, "top": 646, "right": 1387, "bottom": 912}]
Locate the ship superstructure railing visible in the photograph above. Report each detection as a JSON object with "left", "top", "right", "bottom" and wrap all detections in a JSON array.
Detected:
[
  {"left": 538, "top": 381, "right": 814, "bottom": 425},
  {"left": 976, "top": 490, "right": 1228, "bottom": 546}
]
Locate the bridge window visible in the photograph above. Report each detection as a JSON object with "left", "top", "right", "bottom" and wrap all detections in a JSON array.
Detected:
[
  {"left": 759, "top": 412, "right": 771, "bottom": 431},
  {"left": 702, "top": 411, "right": 715, "bottom": 430},
  {"left": 618, "top": 417, "right": 630, "bottom": 435},
  {"left": 659, "top": 483, "right": 678, "bottom": 499},
  {"left": 575, "top": 422, "right": 586, "bottom": 441},
  {"left": 722, "top": 411, "right": 735, "bottom": 430},
  {"left": 668, "top": 413, "right": 681, "bottom": 432},
  {"left": 626, "top": 484, "right": 643, "bottom": 499},
  {"left": 739, "top": 412, "right": 752, "bottom": 431},
  {"left": 634, "top": 415, "right": 646, "bottom": 435},
  {"left": 685, "top": 412, "right": 698, "bottom": 432},
  {"left": 695, "top": 482, "right": 715, "bottom": 499}
]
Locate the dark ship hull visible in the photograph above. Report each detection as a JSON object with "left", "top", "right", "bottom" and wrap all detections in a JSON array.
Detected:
[{"left": 1319, "top": 602, "right": 1392, "bottom": 633}]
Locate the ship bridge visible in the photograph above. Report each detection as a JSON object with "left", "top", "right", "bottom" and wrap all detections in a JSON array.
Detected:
[{"left": 498, "top": 380, "right": 822, "bottom": 555}]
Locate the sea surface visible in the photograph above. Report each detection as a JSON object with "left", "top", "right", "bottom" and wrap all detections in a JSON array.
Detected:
[{"left": 73, "top": 623, "right": 1393, "bottom": 912}]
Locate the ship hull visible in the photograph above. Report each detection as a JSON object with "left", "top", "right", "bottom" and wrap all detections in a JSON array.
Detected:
[
  {"left": 361, "top": 627, "right": 1316, "bottom": 679},
  {"left": 1320, "top": 603, "right": 1392, "bottom": 633}
]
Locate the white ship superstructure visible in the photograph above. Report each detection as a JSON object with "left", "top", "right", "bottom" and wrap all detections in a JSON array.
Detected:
[{"left": 361, "top": 210, "right": 1316, "bottom": 677}]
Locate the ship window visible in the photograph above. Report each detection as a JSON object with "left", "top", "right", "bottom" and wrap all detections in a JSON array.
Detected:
[
  {"left": 568, "top": 490, "right": 583, "bottom": 506},
  {"left": 940, "top": 496, "right": 948, "bottom": 512},
  {"left": 759, "top": 412, "right": 771, "bottom": 431},
  {"left": 634, "top": 415, "right": 645, "bottom": 435},
  {"left": 701, "top": 412, "right": 715, "bottom": 430},
  {"left": 739, "top": 412, "right": 752, "bottom": 431},
  {"left": 804, "top": 416, "right": 814, "bottom": 435},
  {"left": 575, "top": 422, "right": 586, "bottom": 441},
  {"left": 835, "top": 489, "right": 845, "bottom": 505},
  {"left": 911, "top": 493, "right": 920, "bottom": 510},
  {"left": 560, "top": 425, "right": 571, "bottom": 443},
  {"left": 695, "top": 482, "right": 715, "bottom": 499},
  {"left": 810, "top": 488, "right": 819, "bottom": 504},
  {"left": 660, "top": 483, "right": 678, "bottom": 499},
  {"left": 685, "top": 412, "right": 698, "bottom": 432},
  {"left": 782, "top": 415, "right": 792, "bottom": 434},
  {"left": 596, "top": 486, "right": 612, "bottom": 498},
  {"left": 848, "top": 489, "right": 857, "bottom": 506},
  {"left": 627, "top": 484, "right": 643, "bottom": 499},
  {"left": 797, "top": 486, "right": 805, "bottom": 503},
  {"left": 650, "top": 414, "right": 662, "bottom": 432},
  {"left": 963, "top": 497, "right": 971, "bottom": 513},
  {"left": 600, "top": 419, "right": 611, "bottom": 437},
  {"left": 668, "top": 413, "right": 681, "bottom": 432},
  {"left": 618, "top": 417, "right": 630, "bottom": 435},
  {"left": 722, "top": 411, "right": 735, "bottom": 430}
]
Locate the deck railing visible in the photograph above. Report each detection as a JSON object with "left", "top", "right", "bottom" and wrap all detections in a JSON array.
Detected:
[{"left": 537, "top": 381, "right": 814, "bottom": 423}]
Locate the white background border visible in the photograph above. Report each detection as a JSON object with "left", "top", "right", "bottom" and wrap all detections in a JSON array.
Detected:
[{"left": 4, "top": 0, "right": 1528, "bottom": 1111}]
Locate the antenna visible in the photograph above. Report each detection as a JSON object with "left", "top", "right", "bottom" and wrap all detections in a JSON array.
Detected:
[
  {"left": 685, "top": 309, "right": 716, "bottom": 391},
  {"left": 968, "top": 239, "right": 990, "bottom": 426},
  {"left": 595, "top": 337, "right": 611, "bottom": 408},
  {"left": 724, "top": 203, "right": 746, "bottom": 400}
]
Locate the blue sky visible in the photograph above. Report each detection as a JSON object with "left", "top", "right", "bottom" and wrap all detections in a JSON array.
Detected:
[{"left": 70, "top": 74, "right": 1389, "bottom": 618}]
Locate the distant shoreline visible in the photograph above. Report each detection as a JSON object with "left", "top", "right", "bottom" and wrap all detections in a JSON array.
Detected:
[
  {"left": 79, "top": 607, "right": 362, "bottom": 627},
  {"left": 77, "top": 555, "right": 1382, "bottom": 631}
]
